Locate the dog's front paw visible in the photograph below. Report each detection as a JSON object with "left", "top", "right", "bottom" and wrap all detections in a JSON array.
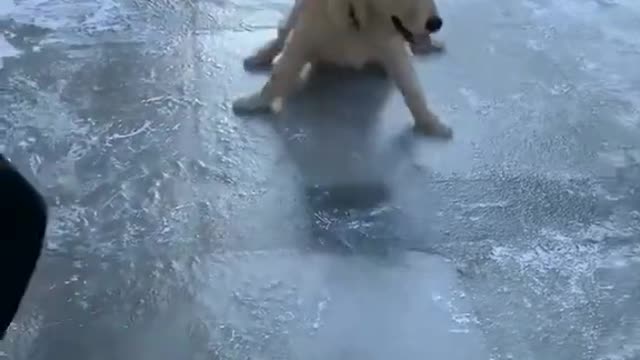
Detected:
[
  {"left": 232, "top": 92, "right": 273, "bottom": 115},
  {"left": 428, "top": 38, "right": 446, "bottom": 52},
  {"left": 410, "top": 36, "right": 446, "bottom": 55},
  {"left": 414, "top": 112, "right": 453, "bottom": 139}
]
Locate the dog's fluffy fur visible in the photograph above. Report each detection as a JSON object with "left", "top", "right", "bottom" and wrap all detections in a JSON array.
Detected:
[{"left": 232, "top": 0, "right": 453, "bottom": 138}]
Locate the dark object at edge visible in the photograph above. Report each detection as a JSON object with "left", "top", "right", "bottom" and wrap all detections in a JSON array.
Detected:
[{"left": 0, "top": 154, "right": 47, "bottom": 340}]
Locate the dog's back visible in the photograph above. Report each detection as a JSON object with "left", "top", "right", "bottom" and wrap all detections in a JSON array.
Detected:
[{"left": 293, "top": 0, "right": 389, "bottom": 69}]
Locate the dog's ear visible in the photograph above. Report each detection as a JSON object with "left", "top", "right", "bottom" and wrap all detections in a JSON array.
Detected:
[{"left": 327, "top": 0, "right": 369, "bottom": 30}]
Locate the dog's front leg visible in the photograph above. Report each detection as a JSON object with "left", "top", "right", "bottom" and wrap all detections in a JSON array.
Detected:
[
  {"left": 243, "top": 18, "right": 291, "bottom": 71},
  {"left": 381, "top": 39, "right": 452, "bottom": 138},
  {"left": 233, "top": 33, "right": 309, "bottom": 115}
]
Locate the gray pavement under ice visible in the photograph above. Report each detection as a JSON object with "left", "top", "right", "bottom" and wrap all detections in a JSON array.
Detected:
[{"left": 1, "top": 0, "right": 640, "bottom": 359}]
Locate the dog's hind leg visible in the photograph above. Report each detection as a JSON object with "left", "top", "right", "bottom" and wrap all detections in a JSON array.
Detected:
[
  {"left": 233, "top": 31, "right": 310, "bottom": 114},
  {"left": 380, "top": 39, "right": 452, "bottom": 139},
  {"left": 243, "top": 37, "right": 286, "bottom": 71},
  {"left": 243, "top": 0, "right": 304, "bottom": 71}
]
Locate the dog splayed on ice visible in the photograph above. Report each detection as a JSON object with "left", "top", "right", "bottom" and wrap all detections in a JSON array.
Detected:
[{"left": 233, "top": 0, "right": 453, "bottom": 139}]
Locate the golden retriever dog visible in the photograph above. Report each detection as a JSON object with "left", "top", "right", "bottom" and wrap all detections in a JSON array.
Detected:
[
  {"left": 243, "top": 0, "right": 445, "bottom": 71},
  {"left": 232, "top": 0, "right": 453, "bottom": 139}
]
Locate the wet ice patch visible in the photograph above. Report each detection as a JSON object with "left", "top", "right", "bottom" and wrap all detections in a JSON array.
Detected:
[
  {"left": 596, "top": 319, "right": 640, "bottom": 360},
  {"left": 460, "top": 201, "right": 510, "bottom": 210},
  {"left": 5, "top": 76, "right": 91, "bottom": 139},
  {"left": 491, "top": 223, "right": 636, "bottom": 279},
  {"left": 490, "top": 228, "right": 602, "bottom": 295},
  {"left": 597, "top": 148, "right": 640, "bottom": 176},
  {"left": 0, "top": 0, "right": 16, "bottom": 18},
  {"left": 475, "top": 217, "right": 640, "bottom": 358},
  {"left": 615, "top": 110, "right": 640, "bottom": 129},
  {"left": 3, "top": 0, "right": 132, "bottom": 44},
  {"left": 544, "top": 0, "right": 640, "bottom": 48},
  {"left": 578, "top": 221, "right": 635, "bottom": 243}
]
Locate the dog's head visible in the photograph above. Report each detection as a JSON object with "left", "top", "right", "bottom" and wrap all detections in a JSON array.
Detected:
[
  {"left": 376, "top": 0, "right": 443, "bottom": 43},
  {"left": 327, "top": 0, "right": 442, "bottom": 42}
]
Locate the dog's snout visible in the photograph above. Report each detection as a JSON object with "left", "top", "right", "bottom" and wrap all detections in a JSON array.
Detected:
[{"left": 425, "top": 16, "right": 443, "bottom": 32}]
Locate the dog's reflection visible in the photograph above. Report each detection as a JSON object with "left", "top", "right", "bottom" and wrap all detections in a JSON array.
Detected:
[
  {"left": 276, "top": 63, "right": 393, "bottom": 183},
  {"left": 265, "top": 64, "right": 417, "bottom": 255}
]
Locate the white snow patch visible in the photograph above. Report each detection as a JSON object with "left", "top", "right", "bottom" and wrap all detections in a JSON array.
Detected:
[
  {"left": 577, "top": 222, "right": 635, "bottom": 243},
  {"left": 0, "top": 34, "right": 22, "bottom": 70},
  {"left": 0, "top": 35, "right": 21, "bottom": 57},
  {"left": 2, "top": 0, "right": 128, "bottom": 33}
]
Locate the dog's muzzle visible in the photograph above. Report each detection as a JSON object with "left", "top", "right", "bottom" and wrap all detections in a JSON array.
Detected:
[
  {"left": 391, "top": 16, "right": 414, "bottom": 43},
  {"left": 391, "top": 15, "right": 443, "bottom": 43}
]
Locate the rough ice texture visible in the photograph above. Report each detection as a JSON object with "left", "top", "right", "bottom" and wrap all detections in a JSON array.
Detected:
[{"left": 0, "top": 0, "right": 639, "bottom": 359}]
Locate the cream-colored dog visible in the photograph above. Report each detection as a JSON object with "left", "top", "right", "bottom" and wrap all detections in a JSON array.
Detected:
[
  {"left": 243, "top": 0, "right": 445, "bottom": 70},
  {"left": 232, "top": 0, "right": 453, "bottom": 138}
]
